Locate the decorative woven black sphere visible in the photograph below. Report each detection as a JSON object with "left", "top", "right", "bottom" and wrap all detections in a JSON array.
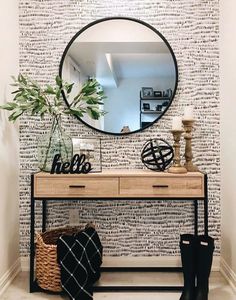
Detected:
[{"left": 141, "top": 139, "right": 174, "bottom": 171}]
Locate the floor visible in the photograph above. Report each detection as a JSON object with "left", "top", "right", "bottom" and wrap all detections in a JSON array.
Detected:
[{"left": 1, "top": 271, "right": 236, "bottom": 299}]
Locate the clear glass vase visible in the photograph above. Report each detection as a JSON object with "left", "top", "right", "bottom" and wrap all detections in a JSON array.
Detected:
[{"left": 37, "top": 115, "right": 73, "bottom": 172}]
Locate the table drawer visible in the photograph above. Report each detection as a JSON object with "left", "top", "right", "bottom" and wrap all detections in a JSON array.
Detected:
[
  {"left": 119, "top": 176, "right": 204, "bottom": 198},
  {"left": 35, "top": 177, "right": 119, "bottom": 197}
]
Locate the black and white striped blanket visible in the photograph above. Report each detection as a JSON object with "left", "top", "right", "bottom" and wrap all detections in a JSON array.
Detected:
[{"left": 57, "top": 226, "right": 103, "bottom": 300}]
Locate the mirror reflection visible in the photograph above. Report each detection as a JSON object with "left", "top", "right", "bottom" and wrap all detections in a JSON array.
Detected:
[{"left": 60, "top": 18, "right": 178, "bottom": 135}]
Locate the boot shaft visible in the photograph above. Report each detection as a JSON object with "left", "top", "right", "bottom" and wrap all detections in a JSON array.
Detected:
[
  {"left": 180, "top": 234, "right": 197, "bottom": 279},
  {"left": 179, "top": 234, "right": 196, "bottom": 300},
  {"left": 196, "top": 235, "right": 214, "bottom": 282},
  {"left": 196, "top": 235, "right": 215, "bottom": 296}
]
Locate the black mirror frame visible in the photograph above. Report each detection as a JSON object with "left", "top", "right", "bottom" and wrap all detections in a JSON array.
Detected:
[{"left": 59, "top": 16, "right": 178, "bottom": 136}]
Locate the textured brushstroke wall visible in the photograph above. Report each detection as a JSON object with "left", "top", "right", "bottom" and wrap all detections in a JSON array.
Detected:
[{"left": 19, "top": 0, "right": 220, "bottom": 257}]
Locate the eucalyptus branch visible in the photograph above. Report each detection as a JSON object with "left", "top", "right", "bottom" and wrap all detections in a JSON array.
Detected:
[{"left": 0, "top": 74, "right": 107, "bottom": 122}]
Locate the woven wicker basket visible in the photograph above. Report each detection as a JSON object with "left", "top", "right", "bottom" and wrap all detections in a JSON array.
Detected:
[{"left": 35, "top": 226, "right": 82, "bottom": 292}]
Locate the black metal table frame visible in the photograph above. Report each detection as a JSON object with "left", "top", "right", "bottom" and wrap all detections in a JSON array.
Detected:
[{"left": 30, "top": 173, "right": 208, "bottom": 293}]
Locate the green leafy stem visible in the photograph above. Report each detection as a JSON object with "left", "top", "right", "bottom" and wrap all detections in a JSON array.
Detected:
[{"left": 0, "top": 74, "right": 107, "bottom": 122}]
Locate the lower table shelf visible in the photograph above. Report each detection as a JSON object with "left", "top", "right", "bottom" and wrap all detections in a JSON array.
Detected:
[
  {"left": 31, "top": 267, "right": 184, "bottom": 293},
  {"left": 95, "top": 267, "right": 184, "bottom": 292}
]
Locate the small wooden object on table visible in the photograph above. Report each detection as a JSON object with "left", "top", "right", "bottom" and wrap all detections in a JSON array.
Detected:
[
  {"left": 168, "top": 130, "right": 187, "bottom": 174},
  {"left": 182, "top": 119, "right": 199, "bottom": 172}
]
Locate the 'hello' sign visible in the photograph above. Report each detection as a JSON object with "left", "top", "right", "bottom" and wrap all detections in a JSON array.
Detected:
[{"left": 50, "top": 154, "right": 92, "bottom": 174}]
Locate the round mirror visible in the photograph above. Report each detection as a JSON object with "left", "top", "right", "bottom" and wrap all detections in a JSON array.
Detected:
[{"left": 59, "top": 17, "right": 178, "bottom": 135}]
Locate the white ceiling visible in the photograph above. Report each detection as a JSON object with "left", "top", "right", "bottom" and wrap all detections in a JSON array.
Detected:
[{"left": 67, "top": 42, "right": 175, "bottom": 87}]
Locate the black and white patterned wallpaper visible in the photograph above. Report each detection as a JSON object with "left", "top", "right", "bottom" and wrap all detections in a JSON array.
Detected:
[{"left": 19, "top": 0, "right": 220, "bottom": 256}]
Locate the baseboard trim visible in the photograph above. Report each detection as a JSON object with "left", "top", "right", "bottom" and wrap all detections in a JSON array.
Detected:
[
  {"left": 220, "top": 257, "right": 236, "bottom": 292},
  {"left": 0, "top": 258, "right": 21, "bottom": 296},
  {"left": 21, "top": 255, "right": 220, "bottom": 271}
]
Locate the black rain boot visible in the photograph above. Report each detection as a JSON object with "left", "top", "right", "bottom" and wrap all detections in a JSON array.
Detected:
[
  {"left": 179, "top": 234, "right": 196, "bottom": 300},
  {"left": 195, "top": 235, "right": 215, "bottom": 300}
]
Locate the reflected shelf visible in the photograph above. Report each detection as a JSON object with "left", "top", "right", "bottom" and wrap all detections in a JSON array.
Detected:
[
  {"left": 141, "top": 110, "right": 163, "bottom": 114},
  {"left": 140, "top": 97, "right": 170, "bottom": 101}
]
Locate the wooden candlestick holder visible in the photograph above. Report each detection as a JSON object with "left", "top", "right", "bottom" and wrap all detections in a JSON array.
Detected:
[
  {"left": 168, "top": 130, "right": 187, "bottom": 174},
  {"left": 182, "top": 119, "right": 199, "bottom": 172}
]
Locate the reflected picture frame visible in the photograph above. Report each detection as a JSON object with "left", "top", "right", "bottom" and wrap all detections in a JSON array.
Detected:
[
  {"left": 72, "top": 137, "right": 102, "bottom": 172},
  {"left": 141, "top": 87, "right": 153, "bottom": 98},
  {"left": 143, "top": 103, "right": 150, "bottom": 110}
]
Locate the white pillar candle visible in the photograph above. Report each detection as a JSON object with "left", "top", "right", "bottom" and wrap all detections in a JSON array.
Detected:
[
  {"left": 172, "top": 116, "right": 182, "bottom": 130},
  {"left": 183, "top": 106, "right": 194, "bottom": 120}
]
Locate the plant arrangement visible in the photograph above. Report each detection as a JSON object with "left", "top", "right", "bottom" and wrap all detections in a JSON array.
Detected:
[
  {"left": 1, "top": 74, "right": 106, "bottom": 121},
  {"left": 0, "top": 74, "right": 106, "bottom": 171}
]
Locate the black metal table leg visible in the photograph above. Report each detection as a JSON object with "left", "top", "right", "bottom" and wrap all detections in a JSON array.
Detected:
[
  {"left": 30, "top": 175, "right": 35, "bottom": 292},
  {"left": 194, "top": 200, "right": 198, "bottom": 236},
  {"left": 42, "top": 200, "right": 47, "bottom": 232},
  {"left": 204, "top": 174, "right": 208, "bottom": 236}
]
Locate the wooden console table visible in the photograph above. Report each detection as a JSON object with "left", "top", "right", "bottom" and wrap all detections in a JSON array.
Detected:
[{"left": 30, "top": 170, "right": 208, "bottom": 293}]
